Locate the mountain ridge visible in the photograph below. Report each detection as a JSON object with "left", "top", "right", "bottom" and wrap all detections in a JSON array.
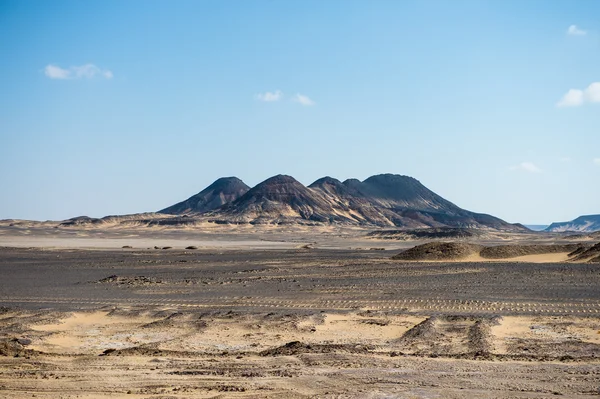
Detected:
[
  {"left": 545, "top": 214, "right": 600, "bottom": 233},
  {"left": 157, "top": 173, "right": 525, "bottom": 231}
]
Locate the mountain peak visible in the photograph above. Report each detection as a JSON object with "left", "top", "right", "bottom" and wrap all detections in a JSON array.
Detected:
[
  {"left": 309, "top": 176, "right": 343, "bottom": 187},
  {"left": 259, "top": 174, "right": 299, "bottom": 185},
  {"left": 363, "top": 174, "right": 419, "bottom": 184},
  {"left": 159, "top": 176, "right": 250, "bottom": 215},
  {"left": 212, "top": 176, "right": 245, "bottom": 186}
]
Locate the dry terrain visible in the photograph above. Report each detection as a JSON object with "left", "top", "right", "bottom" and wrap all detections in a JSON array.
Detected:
[{"left": 1, "top": 226, "right": 600, "bottom": 398}]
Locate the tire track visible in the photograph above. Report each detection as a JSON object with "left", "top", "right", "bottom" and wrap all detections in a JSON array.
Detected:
[{"left": 3, "top": 296, "right": 600, "bottom": 315}]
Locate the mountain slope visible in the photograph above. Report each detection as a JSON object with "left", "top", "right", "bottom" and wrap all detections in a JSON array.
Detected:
[
  {"left": 159, "top": 177, "right": 250, "bottom": 215},
  {"left": 309, "top": 174, "right": 522, "bottom": 230},
  {"left": 545, "top": 215, "right": 600, "bottom": 233}
]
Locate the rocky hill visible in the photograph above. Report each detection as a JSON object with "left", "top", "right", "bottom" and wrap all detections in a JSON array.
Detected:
[
  {"left": 210, "top": 175, "right": 352, "bottom": 225},
  {"left": 160, "top": 177, "right": 250, "bottom": 215},
  {"left": 545, "top": 215, "right": 600, "bottom": 233},
  {"left": 155, "top": 173, "right": 526, "bottom": 231}
]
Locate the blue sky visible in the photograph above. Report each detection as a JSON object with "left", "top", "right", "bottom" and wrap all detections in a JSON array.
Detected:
[{"left": 1, "top": 0, "right": 599, "bottom": 224}]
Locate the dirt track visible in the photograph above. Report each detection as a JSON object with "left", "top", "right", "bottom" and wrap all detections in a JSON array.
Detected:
[{"left": 1, "top": 246, "right": 600, "bottom": 398}]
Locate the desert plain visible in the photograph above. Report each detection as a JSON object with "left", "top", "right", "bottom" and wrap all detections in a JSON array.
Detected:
[{"left": 1, "top": 223, "right": 599, "bottom": 398}]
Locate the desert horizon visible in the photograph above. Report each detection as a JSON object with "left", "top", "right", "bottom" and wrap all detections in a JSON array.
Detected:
[
  {"left": 1, "top": 173, "right": 600, "bottom": 397},
  {"left": 2, "top": 0, "right": 600, "bottom": 397}
]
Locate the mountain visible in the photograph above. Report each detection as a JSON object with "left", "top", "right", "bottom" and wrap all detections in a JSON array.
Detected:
[
  {"left": 545, "top": 215, "right": 600, "bottom": 233},
  {"left": 159, "top": 177, "right": 250, "bottom": 215},
  {"left": 211, "top": 175, "right": 353, "bottom": 224},
  {"left": 197, "top": 173, "right": 525, "bottom": 231},
  {"left": 309, "top": 174, "right": 521, "bottom": 230}
]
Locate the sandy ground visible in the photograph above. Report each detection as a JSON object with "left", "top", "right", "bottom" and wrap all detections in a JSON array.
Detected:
[
  {"left": 2, "top": 307, "right": 600, "bottom": 398},
  {"left": 458, "top": 251, "right": 574, "bottom": 263},
  {"left": 1, "top": 227, "right": 600, "bottom": 397}
]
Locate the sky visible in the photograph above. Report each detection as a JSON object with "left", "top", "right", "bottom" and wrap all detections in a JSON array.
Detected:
[{"left": 0, "top": 0, "right": 599, "bottom": 224}]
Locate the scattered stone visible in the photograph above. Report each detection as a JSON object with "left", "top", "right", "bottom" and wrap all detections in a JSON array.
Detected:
[{"left": 16, "top": 338, "right": 32, "bottom": 346}]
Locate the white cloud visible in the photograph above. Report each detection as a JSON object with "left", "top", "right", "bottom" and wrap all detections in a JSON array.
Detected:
[
  {"left": 44, "top": 65, "right": 71, "bottom": 79},
  {"left": 255, "top": 90, "right": 283, "bottom": 102},
  {"left": 557, "top": 82, "right": 600, "bottom": 107},
  {"left": 556, "top": 89, "right": 584, "bottom": 107},
  {"left": 560, "top": 157, "right": 571, "bottom": 162},
  {"left": 567, "top": 25, "right": 586, "bottom": 36},
  {"left": 44, "top": 64, "right": 113, "bottom": 80},
  {"left": 292, "top": 93, "right": 315, "bottom": 106},
  {"left": 585, "top": 82, "right": 600, "bottom": 103},
  {"left": 594, "top": 158, "right": 600, "bottom": 165},
  {"left": 510, "top": 162, "right": 542, "bottom": 173}
]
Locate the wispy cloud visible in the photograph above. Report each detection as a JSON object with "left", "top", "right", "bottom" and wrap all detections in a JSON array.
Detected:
[
  {"left": 560, "top": 157, "right": 571, "bottom": 162},
  {"left": 510, "top": 162, "right": 542, "bottom": 173},
  {"left": 44, "top": 64, "right": 113, "bottom": 80},
  {"left": 567, "top": 25, "right": 586, "bottom": 36},
  {"left": 556, "top": 82, "right": 600, "bottom": 107},
  {"left": 556, "top": 89, "right": 584, "bottom": 107},
  {"left": 255, "top": 90, "right": 283, "bottom": 102},
  {"left": 292, "top": 93, "right": 315, "bottom": 106},
  {"left": 594, "top": 158, "right": 600, "bottom": 166}
]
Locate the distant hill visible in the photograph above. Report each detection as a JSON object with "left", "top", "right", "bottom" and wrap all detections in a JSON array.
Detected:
[
  {"left": 524, "top": 225, "right": 549, "bottom": 231},
  {"left": 160, "top": 177, "right": 250, "bottom": 215},
  {"left": 545, "top": 215, "right": 600, "bottom": 233},
  {"left": 155, "top": 173, "right": 526, "bottom": 231}
]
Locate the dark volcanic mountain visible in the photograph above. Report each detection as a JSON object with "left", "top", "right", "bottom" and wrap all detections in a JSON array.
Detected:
[
  {"left": 212, "top": 175, "right": 352, "bottom": 224},
  {"left": 159, "top": 173, "right": 525, "bottom": 231},
  {"left": 308, "top": 174, "right": 520, "bottom": 230},
  {"left": 160, "top": 177, "right": 250, "bottom": 215},
  {"left": 545, "top": 214, "right": 600, "bottom": 233}
]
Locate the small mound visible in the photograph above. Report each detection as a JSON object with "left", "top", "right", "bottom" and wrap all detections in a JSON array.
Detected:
[
  {"left": 568, "top": 244, "right": 592, "bottom": 258},
  {"left": 0, "top": 339, "right": 38, "bottom": 357},
  {"left": 392, "top": 242, "right": 483, "bottom": 261},
  {"left": 259, "top": 341, "right": 372, "bottom": 356},
  {"left": 569, "top": 242, "right": 600, "bottom": 262},
  {"left": 392, "top": 242, "right": 587, "bottom": 261},
  {"left": 399, "top": 317, "right": 439, "bottom": 341}
]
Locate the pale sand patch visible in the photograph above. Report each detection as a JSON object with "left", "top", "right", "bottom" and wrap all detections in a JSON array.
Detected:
[
  {"left": 160, "top": 312, "right": 426, "bottom": 353},
  {"left": 29, "top": 311, "right": 158, "bottom": 354},
  {"left": 27, "top": 310, "right": 427, "bottom": 355},
  {"left": 490, "top": 316, "right": 534, "bottom": 354},
  {"left": 311, "top": 313, "right": 426, "bottom": 344},
  {"left": 491, "top": 316, "right": 600, "bottom": 354},
  {"left": 505, "top": 252, "right": 572, "bottom": 263},
  {"left": 416, "top": 252, "right": 574, "bottom": 263},
  {"left": 566, "top": 320, "right": 600, "bottom": 345}
]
